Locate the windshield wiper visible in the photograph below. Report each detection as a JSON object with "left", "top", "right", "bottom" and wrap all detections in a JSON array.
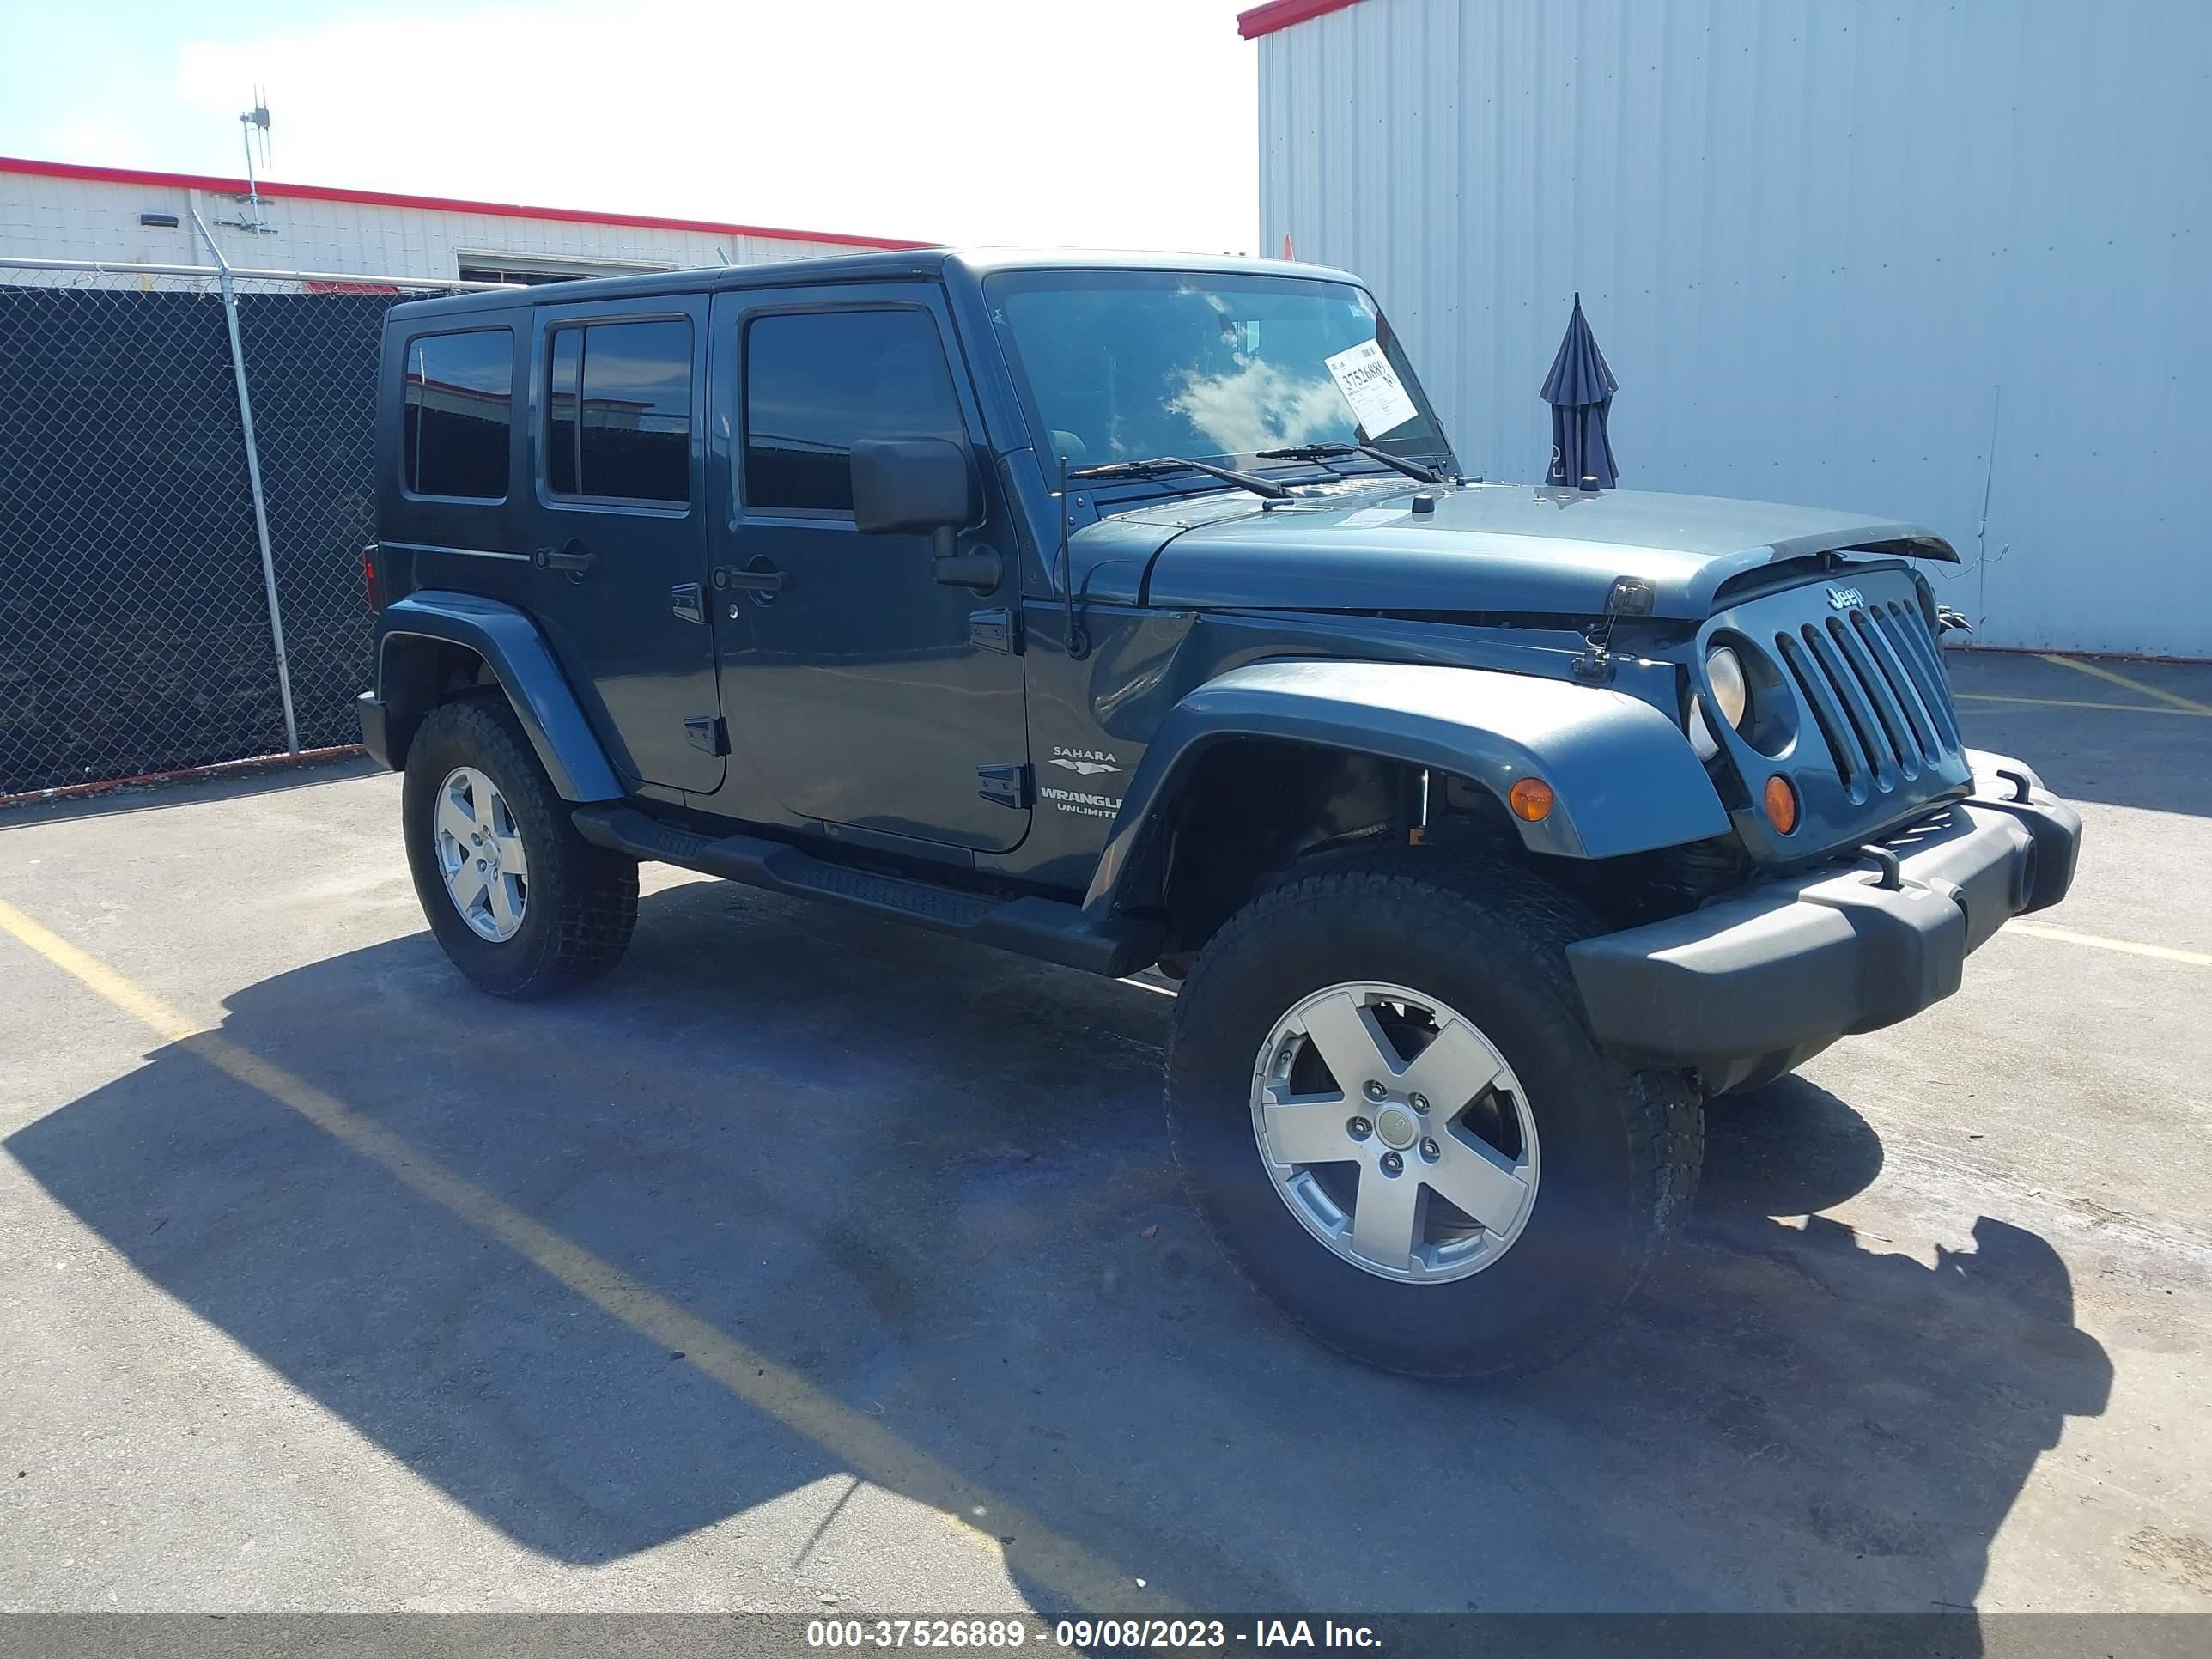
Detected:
[
  {"left": 1066, "top": 456, "right": 1290, "bottom": 501},
  {"left": 1255, "top": 441, "right": 1448, "bottom": 485}
]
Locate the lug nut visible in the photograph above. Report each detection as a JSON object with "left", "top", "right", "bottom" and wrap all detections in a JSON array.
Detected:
[
  {"left": 1363, "top": 1080, "right": 1387, "bottom": 1102},
  {"left": 1419, "top": 1138, "right": 1441, "bottom": 1162},
  {"left": 1380, "top": 1152, "right": 1404, "bottom": 1176},
  {"left": 1347, "top": 1116, "right": 1373, "bottom": 1141},
  {"left": 476, "top": 858, "right": 487, "bottom": 871},
  {"left": 1410, "top": 1093, "right": 1430, "bottom": 1115}
]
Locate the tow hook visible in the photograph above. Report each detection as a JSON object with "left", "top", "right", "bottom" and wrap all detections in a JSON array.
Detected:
[
  {"left": 1856, "top": 843, "right": 1904, "bottom": 890},
  {"left": 1994, "top": 767, "right": 2035, "bottom": 803}
]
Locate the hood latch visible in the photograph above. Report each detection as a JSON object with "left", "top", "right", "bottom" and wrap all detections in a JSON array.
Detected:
[{"left": 1571, "top": 575, "right": 1656, "bottom": 684}]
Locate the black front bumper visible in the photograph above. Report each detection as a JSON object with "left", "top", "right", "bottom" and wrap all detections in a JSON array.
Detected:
[{"left": 1567, "top": 750, "right": 2081, "bottom": 1090}]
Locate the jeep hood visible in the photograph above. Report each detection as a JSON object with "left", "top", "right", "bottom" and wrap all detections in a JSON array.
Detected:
[{"left": 1118, "top": 483, "right": 1955, "bottom": 620}]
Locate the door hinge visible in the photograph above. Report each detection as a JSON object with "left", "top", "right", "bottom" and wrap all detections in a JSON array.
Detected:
[
  {"left": 976, "top": 762, "right": 1033, "bottom": 809},
  {"left": 969, "top": 607, "right": 1023, "bottom": 654},
  {"left": 684, "top": 715, "right": 729, "bottom": 757},
  {"left": 671, "top": 581, "right": 705, "bottom": 624}
]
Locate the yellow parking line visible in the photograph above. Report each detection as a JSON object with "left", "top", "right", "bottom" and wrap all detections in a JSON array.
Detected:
[
  {"left": 0, "top": 894, "right": 1158, "bottom": 1616},
  {"left": 1953, "top": 691, "right": 2209, "bottom": 717},
  {"left": 2037, "top": 653, "right": 2212, "bottom": 715},
  {"left": 2007, "top": 918, "right": 2212, "bottom": 969}
]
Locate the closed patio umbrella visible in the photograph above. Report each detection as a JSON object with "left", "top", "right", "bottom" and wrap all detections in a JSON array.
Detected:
[{"left": 1540, "top": 293, "right": 1619, "bottom": 489}]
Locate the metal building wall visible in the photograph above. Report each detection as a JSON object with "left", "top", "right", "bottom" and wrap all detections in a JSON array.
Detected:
[
  {"left": 1, "top": 167, "right": 892, "bottom": 282},
  {"left": 1258, "top": 0, "right": 2212, "bottom": 656}
]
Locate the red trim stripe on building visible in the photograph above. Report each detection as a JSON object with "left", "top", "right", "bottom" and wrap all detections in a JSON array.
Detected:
[
  {"left": 0, "top": 155, "right": 932, "bottom": 252},
  {"left": 1237, "top": 0, "right": 1367, "bottom": 40}
]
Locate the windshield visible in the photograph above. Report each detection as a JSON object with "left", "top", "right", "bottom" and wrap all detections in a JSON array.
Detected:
[{"left": 985, "top": 269, "right": 1453, "bottom": 476}]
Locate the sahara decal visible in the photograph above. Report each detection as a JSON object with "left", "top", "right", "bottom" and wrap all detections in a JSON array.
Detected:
[{"left": 1048, "top": 745, "right": 1123, "bottom": 777}]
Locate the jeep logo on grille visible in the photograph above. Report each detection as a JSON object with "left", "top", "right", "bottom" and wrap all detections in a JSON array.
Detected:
[{"left": 1827, "top": 586, "right": 1866, "bottom": 610}]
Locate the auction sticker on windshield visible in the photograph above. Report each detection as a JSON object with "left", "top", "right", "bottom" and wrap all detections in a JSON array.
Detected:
[{"left": 1323, "top": 339, "right": 1419, "bottom": 437}]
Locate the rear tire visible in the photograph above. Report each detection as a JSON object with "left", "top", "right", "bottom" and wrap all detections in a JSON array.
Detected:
[
  {"left": 1165, "top": 851, "right": 1700, "bottom": 1380},
  {"left": 403, "top": 693, "right": 637, "bottom": 999}
]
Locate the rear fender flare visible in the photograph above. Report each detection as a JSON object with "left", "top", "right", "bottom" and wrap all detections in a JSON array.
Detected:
[
  {"left": 374, "top": 592, "right": 623, "bottom": 802},
  {"left": 1085, "top": 659, "right": 1729, "bottom": 915}
]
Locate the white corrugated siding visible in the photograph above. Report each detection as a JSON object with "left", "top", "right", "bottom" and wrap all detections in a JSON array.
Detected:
[
  {"left": 0, "top": 169, "right": 888, "bottom": 280},
  {"left": 1260, "top": 0, "right": 2212, "bottom": 656}
]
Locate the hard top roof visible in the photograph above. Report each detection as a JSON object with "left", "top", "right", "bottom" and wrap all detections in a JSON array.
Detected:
[{"left": 386, "top": 247, "right": 1368, "bottom": 323}]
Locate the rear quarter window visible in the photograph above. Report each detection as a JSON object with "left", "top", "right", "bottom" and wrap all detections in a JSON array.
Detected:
[
  {"left": 544, "top": 318, "right": 694, "bottom": 505},
  {"left": 402, "top": 328, "right": 514, "bottom": 500}
]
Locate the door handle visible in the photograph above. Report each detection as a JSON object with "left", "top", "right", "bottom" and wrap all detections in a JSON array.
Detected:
[
  {"left": 712, "top": 562, "right": 789, "bottom": 595},
  {"left": 533, "top": 542, "right": 595, "bottom": 574}
]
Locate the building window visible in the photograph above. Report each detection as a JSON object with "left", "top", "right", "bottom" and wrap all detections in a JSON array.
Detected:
[
  {"left": 403, "top": 329, "right": 514, "bottom": 500},
  {"left": 458, "top": 254, "right": 669, "bottom": 286},
  {"left": 743, "top": 309, "right": 966, "bottom": 514},
  {"left": 544, "top": 319, "right": 693, "bottom": 505}
]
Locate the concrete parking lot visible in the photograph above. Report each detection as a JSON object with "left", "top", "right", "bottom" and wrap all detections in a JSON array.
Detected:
[{"left": 1, "top": 649, "right": 2208, "bottom": 1621}]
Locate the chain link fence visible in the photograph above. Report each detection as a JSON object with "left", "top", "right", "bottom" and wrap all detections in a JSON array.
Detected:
[{"left": 0, "top": 261, "right": 483, "bottom": 798}]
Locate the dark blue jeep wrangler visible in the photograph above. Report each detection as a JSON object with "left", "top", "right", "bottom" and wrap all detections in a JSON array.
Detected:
[{"left": 358, "top": 251, "right": 2080, "bottom": 1377}]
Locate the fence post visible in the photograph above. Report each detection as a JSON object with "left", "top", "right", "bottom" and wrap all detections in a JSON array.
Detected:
[{"left": 192, "top": 210, "right": 301, "bottom": 755}]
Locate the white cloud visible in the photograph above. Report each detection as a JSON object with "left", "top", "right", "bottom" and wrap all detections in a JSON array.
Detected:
[
  {"left": 162, "top": 0, "right": 1257, "bottom": 251},
  {"left": 1170, "top": 357, "right": 1347, "bottom": 458},
  {"left": 41, "top": 117, "right": 154, "bottom": 169}
]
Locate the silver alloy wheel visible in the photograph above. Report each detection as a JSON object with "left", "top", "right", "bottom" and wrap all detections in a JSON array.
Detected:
[
  {"left": 434, "top": 765, "right": 530, "bottom": 942},
  {"left": 1249, "top": 981, "right": 1540, "bottom": 1283}
]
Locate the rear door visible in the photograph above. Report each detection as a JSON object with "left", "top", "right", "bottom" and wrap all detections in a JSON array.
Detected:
[
  {"left": 527, "top": 294, "right": 723, "bottom": 794},
  {"left": 705, "top": 283, "right": 1029, "bottom": 853}
]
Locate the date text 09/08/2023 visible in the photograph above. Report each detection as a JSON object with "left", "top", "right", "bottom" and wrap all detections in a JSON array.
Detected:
[{"left": 805, "top": 1619, "right": 1384, "bottom": 1650}]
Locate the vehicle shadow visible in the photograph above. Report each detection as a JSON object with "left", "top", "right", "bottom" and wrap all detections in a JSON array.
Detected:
[{"left": 4, "top": 878, "right": 2111, "bottom": 1620}]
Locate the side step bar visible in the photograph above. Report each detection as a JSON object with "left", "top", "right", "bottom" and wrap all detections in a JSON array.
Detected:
[{"left": 571, "top": 804, "right": 1164, "bottom": 978}]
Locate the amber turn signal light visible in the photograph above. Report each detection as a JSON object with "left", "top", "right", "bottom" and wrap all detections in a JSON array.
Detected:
[
  {"left": 1509, "top": 777, "right": 1554, "bottom": 822},
  {"left": 1764, "top": 774, "right": 1799, "bottom": 835}
]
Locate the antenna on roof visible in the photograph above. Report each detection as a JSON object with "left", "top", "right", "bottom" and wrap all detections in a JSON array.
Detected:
[{"left": 230, "top": 91, "right": 276, "bottom": 234}]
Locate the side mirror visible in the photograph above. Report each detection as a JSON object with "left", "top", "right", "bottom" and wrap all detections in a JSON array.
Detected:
[{"left": 850, "top": 438, "right": 976, "bottom": 537}]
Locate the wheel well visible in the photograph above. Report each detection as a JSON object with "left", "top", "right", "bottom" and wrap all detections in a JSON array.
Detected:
[
  {"left": 380, "top": 635, "right": 501, "bottom": 769},
  {"left": 1146, "top": 741, "right": 1756, "bottom": 971},
  {"left": 1151, "top": 738, "right": 1526, "bottom": 963}
]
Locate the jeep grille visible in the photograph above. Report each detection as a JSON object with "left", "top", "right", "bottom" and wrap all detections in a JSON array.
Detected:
[
  {"left": 1772, "top": 599, "right": 1962, "bottom": 805},
  {"left": 1699, "top": 566, "right": 1973, "bottom": 861}
]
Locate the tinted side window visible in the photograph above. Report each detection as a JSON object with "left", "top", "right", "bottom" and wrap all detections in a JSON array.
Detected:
[
  {"left": 403, "top": 328, "right": 513, "bottom": 499},
  {"left": 546, "top": 327, "right": 581, "bottom": 495},
  {"left": 744, "top": 309, "right": 966, "bottom": 514},
  {"left": 544, "top": 319, "right": 692, "bottom": 504}
]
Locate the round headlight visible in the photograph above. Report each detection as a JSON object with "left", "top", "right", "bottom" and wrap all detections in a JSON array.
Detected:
[
  {"left": 1705, "top": 646, "right": 1750, "bottom": 732},
  {"left": 1686, "top": 693, "right": 1720, "bottom": 760}
]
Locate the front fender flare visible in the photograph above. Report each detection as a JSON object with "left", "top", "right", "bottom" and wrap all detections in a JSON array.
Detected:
[
  {"left": 1085, "top": 659, "right": 1729, "bottom": 914},
  {"left": 374, "top": 592, "right": 623, "bottom": 802}
]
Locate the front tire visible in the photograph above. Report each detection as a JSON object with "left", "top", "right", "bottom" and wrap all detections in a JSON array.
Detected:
[
  {"left": 1165, "top": 852, "right": 1700, "bottom": 1380},
  {"left": 403, "top": 693, "right": 638, "bottom": 999}
]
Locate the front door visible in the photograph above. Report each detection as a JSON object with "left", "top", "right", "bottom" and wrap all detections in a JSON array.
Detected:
[
  {"left": 529, "top": 294, "right": 723, "bottom": 794},
  {"left": 707, "top": 285, "right": 1029, "bottom": 853}
]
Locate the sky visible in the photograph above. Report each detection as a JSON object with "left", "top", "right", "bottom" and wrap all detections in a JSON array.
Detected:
[{"left": 0, "top": 0, "right": 1262, "bottom": 252}]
